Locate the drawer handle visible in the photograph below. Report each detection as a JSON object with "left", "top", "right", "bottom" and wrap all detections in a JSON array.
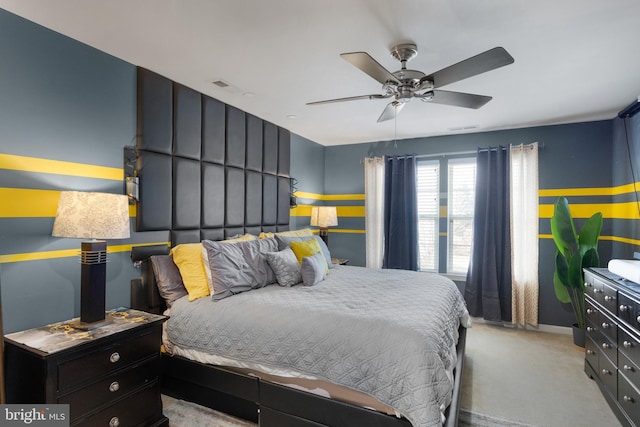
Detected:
[
  {"left": 110, "top": 352, "right": 120, "bottom": 363},
  {"left": 604, "top": 295, "right": 614, "bottom": 302},
  {"left": 624, "top": 395, "right": 635, "bottom": 403},
  {"left": 624, "top": 364, "right": 635, "bottom": 372},
  {"left": 586, "top": 282, "right": 593, "bottom": 287},
  {"left": 601, "top": 322, "right": 610, "bottom": 329},
  {"left": 587, "top": 327, "right": 596, "bottom": 333},
  {"left": 594, "top": 289, "right": 603, "bottom": 294},
  {"left": 109, "top": 381, "right": 120, "bottom": 392},
  {"left": 624, "top": 341, "right": 633, "bottom": 349},
  {"left": 587, "top": 349, "right": 596, "bottom": 355},
  {"left": 602, "top": 343, "right": 611, "bottom": 349},
  {"left": 602, "top": 368, "right": 611, "bottom": 375},
  {"left": 620, "top": 304, "right": 630, "bottom": 312},
  {"left": 587, "top": 308, "right": 596, "bottom": 315},
  {"left": 109, "top": 417, "right": 120, "bottom": 427},
  {"left": 637, "top": 315, "right": 640, "bottom": 324}
]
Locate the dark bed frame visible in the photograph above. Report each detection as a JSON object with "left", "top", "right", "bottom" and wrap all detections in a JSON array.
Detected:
[{"left": 131, "top": 67, "right": 466, "bottom": 426}]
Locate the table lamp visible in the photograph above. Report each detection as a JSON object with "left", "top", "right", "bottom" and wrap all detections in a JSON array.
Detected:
[
  {"left": 52, "top": 191, "right": 130, "bottom": 329},
  {"left": 310, "top": 206, "right": 338, "bottom": 245}
]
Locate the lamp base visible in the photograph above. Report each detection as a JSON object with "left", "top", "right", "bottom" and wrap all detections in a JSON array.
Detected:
[
  {"left": 319, "top": 228, "right": 329, "bottom": 246},
  {"left": 68, "top": 317, "right": 113, "bottom": 331}
]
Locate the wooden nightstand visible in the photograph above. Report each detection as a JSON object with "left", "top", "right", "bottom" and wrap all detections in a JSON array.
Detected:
[
  {"left": 331, "top": 258, "right": 349, "bottom": 265},
  {"left": 4, "top": 308, "right": 168, "bottom": 427}
]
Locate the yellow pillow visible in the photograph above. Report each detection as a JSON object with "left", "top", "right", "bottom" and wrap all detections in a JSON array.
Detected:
[
  {"left": 289, "top": 238, "right": 322, "bottom": 264},
  {"left": 170, "top": 243, "right": 209, "bottom": 301}
]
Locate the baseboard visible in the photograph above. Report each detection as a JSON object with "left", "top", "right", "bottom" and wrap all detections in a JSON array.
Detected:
[{"left": 470, "top": 317, "right": 572, "bottom": 335}]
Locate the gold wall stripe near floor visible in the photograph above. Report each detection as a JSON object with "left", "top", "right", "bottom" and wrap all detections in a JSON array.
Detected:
[
  {"left": 0, "top": 153, "right": 123, "bottom": 181},
  {"left": 0, "top": 188, "right": 136, "bottom": 218},
  {"left": 0, "top": 242, "right": 170, "bottom": 264}
]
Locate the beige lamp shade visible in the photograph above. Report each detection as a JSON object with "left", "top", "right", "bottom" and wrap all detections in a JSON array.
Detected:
[
  {"left": 52, "top": 191, "right": 131, "bottom": 239},
  {"left": 310, "top": 206, "right": 338, "bottom": 228}
]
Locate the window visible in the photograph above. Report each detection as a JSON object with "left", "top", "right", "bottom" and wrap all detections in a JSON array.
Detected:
[
  {"left": 416, "top": 161, "right": 439, "bottom": 271},
  {"left": 447, "top": 159, "right": 476, "bottom": 274},
  {"left": 417, "top": 157, "right": 476, "bottom": 275}
]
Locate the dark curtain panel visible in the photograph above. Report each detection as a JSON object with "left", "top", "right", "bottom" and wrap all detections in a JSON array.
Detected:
[
  {"left": 464, "top": 147, "right": 512, "bottom": 322},
  {"left": 383, "top": 155, "right": 418, "bottom": 271}
]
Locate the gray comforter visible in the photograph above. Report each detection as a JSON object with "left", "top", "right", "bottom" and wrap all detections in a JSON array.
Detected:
[{"left": 166, "top": 265, "right": 470, "bottom": 427}]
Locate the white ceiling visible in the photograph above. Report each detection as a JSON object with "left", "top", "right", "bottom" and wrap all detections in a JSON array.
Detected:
[{"left": 2, "top": 0, "right": 640, "bottom": 146}]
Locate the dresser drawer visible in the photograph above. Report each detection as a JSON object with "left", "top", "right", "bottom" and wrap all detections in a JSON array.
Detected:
[
  {"left": 585, "top": 336, "right": 599, "bottom": 372},
  {"left": 600, "top": 353, "right": 617, "bottom": 394},
  {"left": 603, "top": 283, "right": 618, "bottom": 313},
  {"left": 620, "top": 351, "right": 640, "bottom": 388},
  {"left": 58, "top": 328, "right": 160, "bottom": 392},
  {"left": 618, "top": 291, "right": 638, "bottom": 326},
  {"left": 599, "top": 310, "right": 618, "bottom": 344},
  {"left": 585, "top": 273, "right": 605, "bottom": 304},
  {"left": 61, "top": 358, "right": 159, "bottom": 421},
  {"left": 619, "top": 325, "right": 640, "bottom": 367},
  {"left": 619, "top": 372, "right": 640, "bottom": 423},
  {"left": 73, "top": 382, "right": 161, "bottom": 427}
]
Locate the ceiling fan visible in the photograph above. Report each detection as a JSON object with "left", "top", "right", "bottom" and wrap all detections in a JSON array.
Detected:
[{"left": 307, "top": 43, "right": 514, "bottom": 122}]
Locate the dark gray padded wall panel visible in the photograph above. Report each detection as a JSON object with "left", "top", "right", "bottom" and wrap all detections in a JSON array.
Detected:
[
  {"left": 278, "top": 128, "right": 291, "bottom": 176},
  {"left": 246, "top": 114, "right": 263, "bottom": 172},
  {"left": 262, "top": 174, "right": 278, "bottom": 225},
  {"left": 245, "top": 171, "right": 262, "bottom": 227},
  {"left": 137, "top": 151, "right": 172, "bottom": 230},
  {"left": 173, "top": 158, "right": 201, "bottom": 229},
  {"left": 172, "top": 230, "right": 201, "bottom": 246},
  {"left": 137, "top": 69, "right": 172, "bottom": 154},
  {"left": 201, "top": 163, "right": 225, "bottom": 228},
  {"left": 201, "top": 229, "right": 224, "bottom": 241},
  {"left": 225, "top": 167, "right": 245, "bottom": 227},
  {"left": 202, "top": 96, "right": 225, "bottom": 164},
  {"left": 226, "top": 106, "right": 246, "bottom": 168},
  {"left": 136, "top": 67, "right": 289, "bottom": 242},
  {"left": 173, "top": 84, "right": 202, "bottom": 160},
  {"left": 263, "top": 122, "right": 278, "bottom": 174},
  {"left": 277, "top": 176, "right": 291, "bottom": 225}
]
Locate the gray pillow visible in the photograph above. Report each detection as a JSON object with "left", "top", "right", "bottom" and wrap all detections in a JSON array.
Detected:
[
  {"left": 202, "top": 238, "right": 279, "bottom": 301},
  {"left": 301, "top": 252, "right": 327, "bottom": 286},
  {"left": 265, "top": 248, "right": 302, "bottom": 287},
  {"left": 274, "top": 235, "right": 333, "bottom": 269},
  {"left": 150, "top": 255, "right": 188, "bottom": 308}
]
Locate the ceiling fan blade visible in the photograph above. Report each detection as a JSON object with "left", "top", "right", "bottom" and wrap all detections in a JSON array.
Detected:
[
  {"left": 424, "top": 47, "right": 514, "bottom": 88},
  {"left": 307, "top": 94, "right": 391, "bottom": 105},
  {"left": 429, "top": 90, "right": 492, "bottom": 109},
  {"left": 341, "top": 52, "right": 400, "bottom": 85},
  {"left": 377, "top": 102, "right": 405, "bottom": 122}
]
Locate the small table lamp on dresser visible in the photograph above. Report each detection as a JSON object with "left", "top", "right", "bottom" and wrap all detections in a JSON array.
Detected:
[
  {"left": 310, "top": 206, "right": 338, "bottom": 246},
  {"left": 52, "top": 191, "right": 130, "bottom": 329}
]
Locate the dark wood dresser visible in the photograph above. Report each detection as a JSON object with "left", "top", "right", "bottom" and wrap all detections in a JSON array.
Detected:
[
  {"left": 4, "top": 308, "right": 168, "bottom": 427},
  {"left": 584, "top": 267, "right": 640, "bottom": 426}
]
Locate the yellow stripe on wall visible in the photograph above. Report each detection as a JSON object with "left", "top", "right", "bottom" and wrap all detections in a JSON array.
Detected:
[
  {"left": 0, "top": 188, "right": 136, "bottom": 218},
  {"left": 290, "top": 204, "right": 365, "bottom": 217},
  {"left": 0, "top": 153, "right": 123, "bottom": 181},
  {"left": 294, "top": 191, "right": 365, "bottom": 201},
  {"left": 0, "top": 242, "right": 170, "bottom": 264},
  {"left": 539, "top": 183, "right": 640, "bottom": 197},
  {"left": 539, "top": 202, "right": 640, "bottom": 219}
]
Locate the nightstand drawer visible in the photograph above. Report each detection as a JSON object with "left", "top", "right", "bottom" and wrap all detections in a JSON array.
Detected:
[
  {"left": 61, "top": 358, "right": 159, "bottom": 420},
  {"left": 73, "top": 382, "right": 161, "bottom": 427},
  {"left": 619, "top": 373, "right": 640, "bottom": 422},
  {"left": 58, "top": 328, "right": 160, "bottom": 392}
]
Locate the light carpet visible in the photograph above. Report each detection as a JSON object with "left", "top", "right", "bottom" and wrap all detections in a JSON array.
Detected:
[{"left": 164, "top": 399, "right": 531, "bottom": 427}]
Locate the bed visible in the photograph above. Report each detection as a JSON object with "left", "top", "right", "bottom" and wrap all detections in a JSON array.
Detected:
[{"left": 130, "top": 237, "right": 469, "bottom": 427}]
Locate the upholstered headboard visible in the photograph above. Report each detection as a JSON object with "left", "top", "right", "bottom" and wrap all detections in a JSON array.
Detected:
[{"left": 135, "top": 68, "right": 291, "bottom": 244}]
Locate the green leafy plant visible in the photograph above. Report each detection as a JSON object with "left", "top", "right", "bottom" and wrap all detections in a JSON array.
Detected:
[{"left": 550, "top": 196, "right": 602, "bottom": 329}]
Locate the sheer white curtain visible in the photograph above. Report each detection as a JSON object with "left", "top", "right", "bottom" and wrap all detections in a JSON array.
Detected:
[
  {"left": 510, "top": 142, "right": 539, "bottom": 327},
  {"left": 364, "top": 157, "right": 385, "bottom": 268}
]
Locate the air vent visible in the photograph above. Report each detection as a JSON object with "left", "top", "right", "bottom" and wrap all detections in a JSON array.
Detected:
[{"left": 210, "top": 79, "right": 240, "bottom": 93}]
